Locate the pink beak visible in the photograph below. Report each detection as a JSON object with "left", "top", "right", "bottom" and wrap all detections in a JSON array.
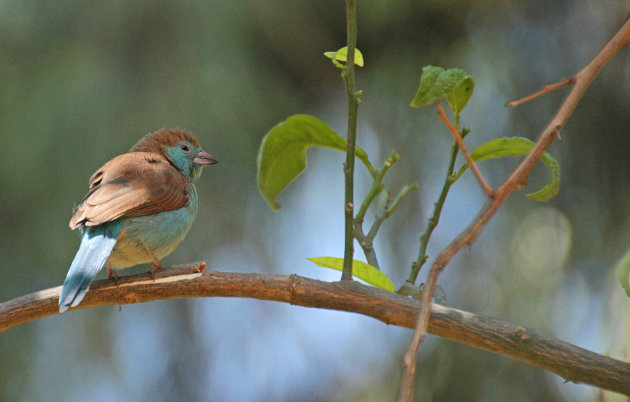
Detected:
[{"left": 193, "top": 150, "right": 218, "bottom": 166}]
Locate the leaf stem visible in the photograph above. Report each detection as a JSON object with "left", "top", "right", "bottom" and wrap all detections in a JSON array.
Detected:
[
  {"left": 342, "top": 0, "right": 359, "bottom": 281},
  {"left": 358, "top": 152, "right": 376, "bottom": 177}
]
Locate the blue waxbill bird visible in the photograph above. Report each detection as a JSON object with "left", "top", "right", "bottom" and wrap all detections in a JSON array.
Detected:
[{"left": 59, "top": 128, "right": 217, "bottom": 312}]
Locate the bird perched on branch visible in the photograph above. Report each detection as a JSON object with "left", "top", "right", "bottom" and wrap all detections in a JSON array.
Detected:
[{"left": 59, "top": 128, "right": 217, "bottom": 312}]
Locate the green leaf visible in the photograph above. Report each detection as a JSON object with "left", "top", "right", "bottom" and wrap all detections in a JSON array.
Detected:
[
  {"left": 257, "top": 114, "right": 372, "bottom": 210},
  {"left": 445, "top": 75, "right": 475, "bottom": 114},
  {"left": 616, "top": 248, "right": 630, "bottom": 297},
  {"left": 410, "top": 66, "right": 475, "bottom": 113},
  {"left": 307, "top": 257, "right": 395, "bottom": 292},
  {"left": 324, "top": 46, "right": 364, "bottom": 67},
  {"left": 410, "top": 65, "right": 444, "bottom": 107},
  {"left": 454, "top": 137, "right": 560, "bottom": 201}
]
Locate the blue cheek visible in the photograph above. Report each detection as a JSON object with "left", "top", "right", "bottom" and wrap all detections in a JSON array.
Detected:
[{"left": 167, "top": 146, "right": 196, "bottom": 179}]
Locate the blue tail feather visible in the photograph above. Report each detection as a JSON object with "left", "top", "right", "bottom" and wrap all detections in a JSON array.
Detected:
[{"left": 59, "top": 223, "right": 121, "bottom": 312}]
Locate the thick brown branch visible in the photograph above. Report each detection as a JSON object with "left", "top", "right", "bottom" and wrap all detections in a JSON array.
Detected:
[
  {"left": 0, "top": 265, "right": 629, "bottom": 394},
  {"left": 403, "top": 17, "right": 630, "bottom": 399}
]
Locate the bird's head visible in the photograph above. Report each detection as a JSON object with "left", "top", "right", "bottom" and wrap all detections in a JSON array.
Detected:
[{"left": 131, "top": 128, "right": 217, "bottom": 180}]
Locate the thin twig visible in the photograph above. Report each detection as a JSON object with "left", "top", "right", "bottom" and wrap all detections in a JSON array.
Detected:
[
  {"left": 353, "top": 226, "right": 380, "bottom": 269},
  {"left": 355, "top": 151, "right": 397, "bottom": 227},
  {"left": 386, "top": 183, "right": 418, "bottom": 218},
  {"left": 354, "top": 152, "right": 400, "bottom": 271},
  {"left": 398, "top": 17, "right": 630, "bottom": 401},
  {"left": 407, "top": 140, "right": 459, "bottom": 285},
  {"left": 2, "top": 265, "right": 630, "bottom": 395},
  {"left": 342, "top": 0, "right": 359, "bottom": 281},
  {"left": 436, "top": 101, "right": 494, "bottom": 197},
  {"left": 366, "top": 191, "right": 389, "bottom": 240},
  {"left": 365, "top": 184, "right": 417, "bottom": 240},
  {"left": 506, "top": 78, "right": 574, "bottom": 107}
]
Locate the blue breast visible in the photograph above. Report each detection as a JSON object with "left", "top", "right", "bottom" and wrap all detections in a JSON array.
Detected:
[{"left": 108, "top": 185, "right": 198, "bottom": 269}]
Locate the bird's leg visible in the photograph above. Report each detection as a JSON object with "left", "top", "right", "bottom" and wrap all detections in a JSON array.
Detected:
[
  {"left": 147, "top": 249, "right": 162, "bottom": 280},
  {"left": 107, "top": 261, "right": 119, "bottom": 286},
  {"left": 107, "top": 261, "right": 123, "bottom": 312}
]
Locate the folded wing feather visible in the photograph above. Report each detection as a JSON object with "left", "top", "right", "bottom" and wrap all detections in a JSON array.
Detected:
[{"left": 69, "top": 152, "right": 189, "bottom": 229}]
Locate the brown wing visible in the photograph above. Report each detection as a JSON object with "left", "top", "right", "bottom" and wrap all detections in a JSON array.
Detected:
[{"left": 69, "top": 152, "right": 189, "bottom": 229}]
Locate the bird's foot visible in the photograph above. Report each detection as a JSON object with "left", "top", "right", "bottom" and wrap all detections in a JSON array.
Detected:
[
  {"left": 107, "top": 263, "right": 119, "bottom": 286},
  {"left": 149, "top": 259, "right": 162, "bottom": 280},
  {"left": 108, "top": 263, "right": 122, "bottom": 311}
]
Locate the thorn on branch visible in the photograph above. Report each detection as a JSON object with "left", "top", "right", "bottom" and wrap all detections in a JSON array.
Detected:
[{"left": 514, "top": 327, "right": 531, "bottom": 341}]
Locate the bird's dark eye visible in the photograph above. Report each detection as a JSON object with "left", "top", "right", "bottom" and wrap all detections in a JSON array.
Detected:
[{"left": 180, "top": 144, "right": 190, "bottom": 153}]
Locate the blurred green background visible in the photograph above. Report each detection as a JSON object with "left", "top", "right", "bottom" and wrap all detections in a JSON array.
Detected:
[{"left": 2, "top": 1, "right": 630, "bottom": 401}]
